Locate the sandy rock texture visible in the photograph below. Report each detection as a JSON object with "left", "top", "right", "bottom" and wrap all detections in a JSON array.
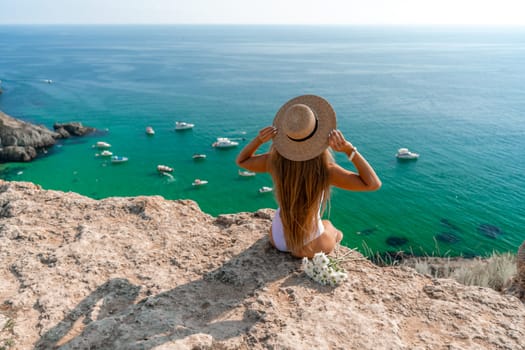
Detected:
[
  {"left": 0, "top": 180, "right": 524, "bottom": 350},
  {"left": 518, "top": 241, "right": 525, "bottom": 296}
]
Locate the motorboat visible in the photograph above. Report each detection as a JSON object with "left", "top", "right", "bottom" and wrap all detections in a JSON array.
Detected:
[
  {"left": 95, "top": 141, "right": 111, "bottom": 149},
  {"left": 111, "top": 156, "right": 128, "bottom": 163},
  {"left": 175, "top": 121, "right": 194, "bottom": 131},
  {"left": 258, "top": 186, "right": 273, "bottom": 193},
  {"left": 212, "top": 137, "right": 239, "bottom": 148},
  {"left": 238, "top": 169, "right": 256, "bottom": 177},
  {"left": 396, "top": 148, "right": 419, "bottom": 160},
  {"left": 157, "top": 165, "right": 173, "bottom": 173},
  {"left": 192, "top": 153, "right": 207, "bottom": 160},
  {"left": 100, "top": 150, "right": 113, "bottom": 157},
  {"left": 192, "top": 179, "right": 208, "bottom": 186},
  {"left": 145, "top": 126, "right": 155, "bottom": 135}
]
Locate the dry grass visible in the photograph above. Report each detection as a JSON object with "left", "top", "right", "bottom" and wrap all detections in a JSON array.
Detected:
[
  {"left": 361, "top": 241, "right": 518, "bottom": 292},
  {"left": 451, "top": 253, "right": 516, "bottom": 291},
  {"left": 407, "top": 252, "right": 516, "bottom": 291}
]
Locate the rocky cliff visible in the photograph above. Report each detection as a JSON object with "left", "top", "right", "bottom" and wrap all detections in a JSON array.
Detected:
[
  {"left": 0, "top": 180, "right": 524, "bottom": 350},
  {"left": 0, "top": 111, "right": 96, "bottom": 162},
  {"left": 0, "top": 111, "right": 58, "bottom": 162}
]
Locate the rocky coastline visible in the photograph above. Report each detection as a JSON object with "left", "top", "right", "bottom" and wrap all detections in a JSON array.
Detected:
[
  {"left": 0, "top": 180, "right": 524, "bottom": 349},
  {"left": 0, "top": 110, "right": 97, "bottom": 162}
]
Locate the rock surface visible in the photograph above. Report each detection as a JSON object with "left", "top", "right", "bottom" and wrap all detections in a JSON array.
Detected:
[
  {"left": 519, "top": 241, "right": 525, "bottom": 294},
  {"left": 0, "top": 180, "right": 524, "bottom": 350},
  {"left": 0, "top": 111, "right": 58, "bottom": 162},
  {"left": 53, "top": 122, "right": 96, "bottom": 138},
  {"left": 0, "top": 111, "right": 97, "bottom": 162}
]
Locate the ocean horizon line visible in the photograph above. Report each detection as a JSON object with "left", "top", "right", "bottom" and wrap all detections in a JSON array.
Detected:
[{"left": 1, "top": 23, "right": 525, "bottom": 29}]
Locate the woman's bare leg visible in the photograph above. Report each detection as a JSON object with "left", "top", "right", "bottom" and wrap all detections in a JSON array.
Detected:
[
  {"left": 322, "top": 220, "right": 343, "bottom": 244},
  {"left": 293, "top": 220, "right": 343, "bottom": 258}
]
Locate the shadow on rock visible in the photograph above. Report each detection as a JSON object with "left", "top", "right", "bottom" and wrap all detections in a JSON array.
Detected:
[
  {"left": 34, "top": 237, "right": 297, "bottom": 349},
  {"left": 34, "top": 278, "right": 141, "bottom": 349}
]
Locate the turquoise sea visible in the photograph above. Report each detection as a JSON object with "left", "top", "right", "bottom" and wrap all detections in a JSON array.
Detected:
[{"left": 0, "top": 25, "right": 523, "bottom": 257}]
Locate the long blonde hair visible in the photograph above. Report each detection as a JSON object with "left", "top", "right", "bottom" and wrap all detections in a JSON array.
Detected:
[{"left": 269, "top": 147, "right": 332, "bottom": 251}]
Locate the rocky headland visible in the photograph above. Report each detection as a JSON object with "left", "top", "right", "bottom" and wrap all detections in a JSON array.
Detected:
[
  {"left": 0, "top": 111, "right": 96, "bottom": 162},
  {"left": 0, "top": 180, "right": 524, "bottom": 349}
]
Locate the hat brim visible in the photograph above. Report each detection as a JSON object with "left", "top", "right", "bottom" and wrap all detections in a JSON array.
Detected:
[{"left": 272, "top": 95, "right": 336, "bottom": 161}]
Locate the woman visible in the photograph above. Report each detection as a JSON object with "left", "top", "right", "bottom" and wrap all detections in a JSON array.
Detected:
[{"left": 236, "top": 95, "right": 381, "bottom": 258}]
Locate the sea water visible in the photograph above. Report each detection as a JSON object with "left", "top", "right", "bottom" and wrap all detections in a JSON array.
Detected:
[{"left": 0, "top": 25, "right": 523, "bottom": 257}]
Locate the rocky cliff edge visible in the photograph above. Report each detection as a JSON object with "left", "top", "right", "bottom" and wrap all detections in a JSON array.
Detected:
[{"left": 0, "top": 180, "right": 524, "bottom": 349}]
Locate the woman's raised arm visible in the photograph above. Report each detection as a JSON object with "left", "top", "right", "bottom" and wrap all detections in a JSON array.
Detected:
[
  {"left": 235, "top": 126, "right": 276, "bottom": 173},
  {"left": 328, "top": 129, "right": 381, "bottom": 191}
]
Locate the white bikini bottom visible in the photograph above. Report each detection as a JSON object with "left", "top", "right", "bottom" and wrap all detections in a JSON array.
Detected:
[{"left": 271, "top": 208, "right": 324, "bottom": 252}]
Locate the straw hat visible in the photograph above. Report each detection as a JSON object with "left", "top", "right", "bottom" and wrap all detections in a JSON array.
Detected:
[{"left": 272, "top": 95, "right": 336, "bottom": 161}]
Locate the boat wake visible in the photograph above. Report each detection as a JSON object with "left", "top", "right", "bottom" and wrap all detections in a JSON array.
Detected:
[{"left": 161, "top": 172, "right": 175, "bottom": 182}]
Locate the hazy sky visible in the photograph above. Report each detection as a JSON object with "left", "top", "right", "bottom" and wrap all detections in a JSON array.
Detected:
[{"left": 1, "top": 0, "right": 525, "bottom": 25}]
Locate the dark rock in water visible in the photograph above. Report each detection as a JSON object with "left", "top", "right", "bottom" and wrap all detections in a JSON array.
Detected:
[
  {"left": 386, "top": 236, "right": 409, "bottom": 247},
  {"left": 477, "top": 224, "right": 503, "bottom": 239},
  {"left": 435, "top": 232, "right": 461, "bottom": 244},
  {"left": 440, "top": 218, "right": 462, "bottom": 232},
  {"left": 0, "top": 110, "right": 97, "bottom": 163},
  {"left": 53, "top": 122, "right": 96, "bottom": 137},
  {"left": 54, "top": 127, "right": 71, "bottom": 138},
  {"left": 356, "top": 227, "right": 377, "bottom": 236},
  {"left": 1, "top": 145, "right": 37, "bottom": 162},
  {"left": 0, "top": 111, "right": 58, "bottom": 162}
]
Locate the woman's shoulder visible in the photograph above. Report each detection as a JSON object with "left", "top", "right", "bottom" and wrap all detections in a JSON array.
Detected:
[
  {"left": 327, "top": 161, "right": 358, "bottom": 188},
  {"left": 327, "top": 161, "right": 345, "bottom": 173}
]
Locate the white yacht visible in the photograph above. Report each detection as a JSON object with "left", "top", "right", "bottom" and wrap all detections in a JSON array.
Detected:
[
  {"left": 192, "top": 179, "right": 208, "bottom": 186},
  {"left": 111, "top": 156, "right": 128, "bottom": 163},
  {"left": 192, "top": 153, "right": 207, "bottom": 160},
  {"left": 212, "top": 137, "right": 239, "bottom": 148},
  {"left": 258, "top": 186, "right": 273, "bottom": 193},
  {"left": 396, "top": 148, "right": 419, "bottom": 160},
  {"left": 157, "top": 165, "right": 173, "bottom": 173},
  {"left": 145, "top": 126, "right": 155, "bottom": 135},
  {"left": 238, "top": 169, "right": 256, "bottom": 177},
  {"left": 95, "top": 141, "right": 111, "bottom": 149},
  {"left": 175, "top": 121, "right": 194, "bottom": 130}
]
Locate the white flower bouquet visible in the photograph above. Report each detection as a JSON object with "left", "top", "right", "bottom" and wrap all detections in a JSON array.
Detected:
[{"left": 302, "top": 252, "right": 348, "bottom": 286}]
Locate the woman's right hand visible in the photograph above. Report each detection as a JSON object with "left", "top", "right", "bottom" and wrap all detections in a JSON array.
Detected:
[
  {"left": 257, "top": 126, "right": 277, "bottom": 144},
  {"left": 329, "top": 129, "right": 354, "bottom": 154}
]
